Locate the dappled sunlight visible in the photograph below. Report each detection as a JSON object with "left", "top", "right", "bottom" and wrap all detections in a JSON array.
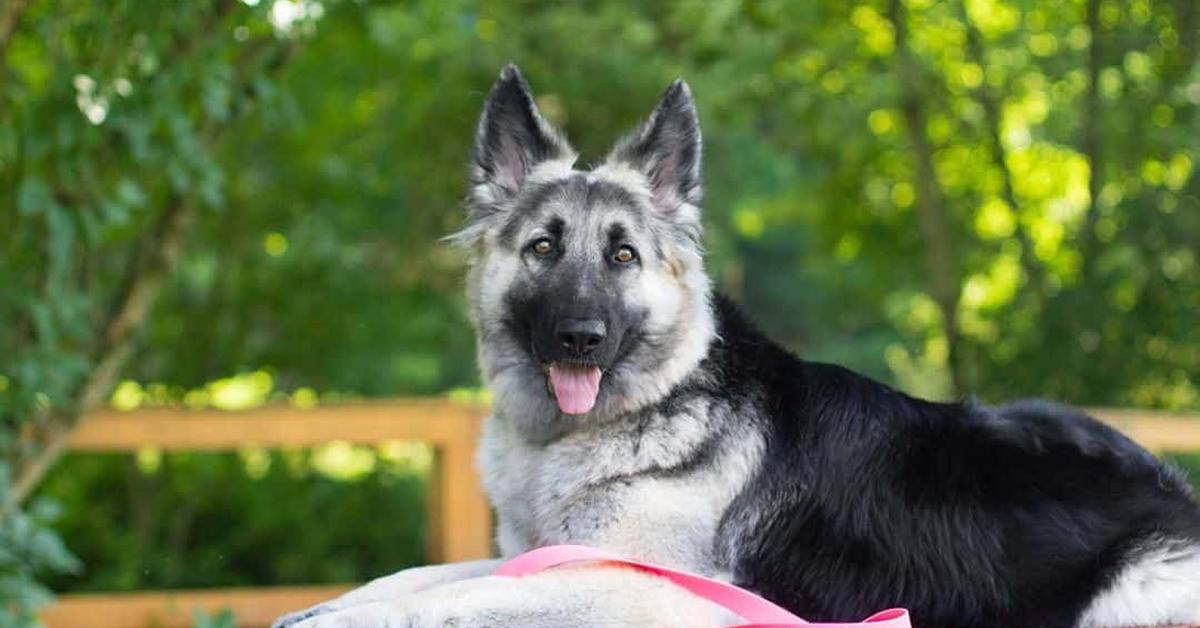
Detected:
[
  {"left": 882, "top": 292, "right": 955, "bottom": 400},
  {"left": 268, "top": 0, "right": 325, "bottom": 36},
  {"left": 966, "top": 0, "right": 1020, "bottom": 38},
  {"left": 108, "top": 373, "right": 379, "bottom": 414},
  {"left": 960, "top": 252, "right": 1023, "bottom": 313},
  {"left": 973, "top": 198, "right": 1016, "bottom": 240},
  {"left": 311, "top": 441, "right": 377, "bottom": 481},
  {"left": 884, "top": 340, "right": 954, "bottom": 402},
  {"left": 209, "top": 371, "right": 275, "bottom": 411},
  {"left": 3, "top": 0, "right": 1198, "bottom": 621},
  {"left": 851, "top": 6, "right": 895, "bottom": 56}
]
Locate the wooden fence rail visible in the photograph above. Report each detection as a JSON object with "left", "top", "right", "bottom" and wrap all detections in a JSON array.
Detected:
[
  {"left": 64, "top": 399, "right": 495, "bottom": 565},
  {"left": 40, "top": 401, "right": 1200, "bottom": 627}
]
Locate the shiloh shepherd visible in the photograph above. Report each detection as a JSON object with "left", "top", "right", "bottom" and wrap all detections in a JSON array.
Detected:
[{"left": 277, "top": 66, "right": 1200, "bottom": 628}]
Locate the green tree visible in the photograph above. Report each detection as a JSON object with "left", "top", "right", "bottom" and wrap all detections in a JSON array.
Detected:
[
  {"left": 2, "top": 0, "right": 1197, "bottom": 622},
  {"left": 1, "top": 0, "right": 305, "bottom": 620}
]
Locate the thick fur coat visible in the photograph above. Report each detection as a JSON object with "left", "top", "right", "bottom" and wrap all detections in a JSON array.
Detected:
[{"left": 276, "top": 66, "right": 1200, "bottom": 628}]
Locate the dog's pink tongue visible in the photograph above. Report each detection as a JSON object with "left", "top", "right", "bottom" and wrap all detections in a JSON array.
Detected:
[{"left": 548, "top": 363, "right": 602, "bottom": 415}]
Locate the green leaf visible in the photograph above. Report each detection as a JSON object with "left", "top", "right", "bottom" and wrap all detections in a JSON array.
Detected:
[
  {"left": 115, "top": 179, "right": 147, "bottom": 209},
  {"left": 193, "top": 607, "right": 237, "bottom": 628},
  {"left": 16, "top": 178, "right": 53, "bottom": 216},
  {"left": 44, "top": 206, "right": 76, "bottom": 280}
]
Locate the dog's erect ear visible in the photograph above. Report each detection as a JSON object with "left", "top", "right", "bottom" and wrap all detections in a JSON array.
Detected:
[
  {"left": 471, "top": 65, "right": 574, "bottom": 209},
  {"left": 607, "top": 79, "right": 702, "bottom": 214}
]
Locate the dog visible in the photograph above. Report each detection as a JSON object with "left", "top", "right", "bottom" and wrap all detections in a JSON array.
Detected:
[{"left": 275, "top": 65, "right": 1200, "bottom": 628}]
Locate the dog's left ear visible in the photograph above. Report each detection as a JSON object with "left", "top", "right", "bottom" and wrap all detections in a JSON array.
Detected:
[
  {"left": 607, "top": 79, "right": 703, "bottom": 215},
  {"left": 471, "top": 65, "right": 575, "bottom": 210}
]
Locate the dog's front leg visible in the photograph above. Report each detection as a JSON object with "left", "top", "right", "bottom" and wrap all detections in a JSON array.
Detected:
[
  {"left": 292, "top": 565, "right": 738, "bottom": 628},
  {"left": 272, "top": 559, "right": 502, "bottom": 627}
]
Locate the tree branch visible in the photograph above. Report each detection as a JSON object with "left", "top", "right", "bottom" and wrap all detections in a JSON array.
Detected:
[
  {"left": 0, "top": 0, "right": 32, "bottom": 64},
  {"left": 887, "top": 0, "right": 965, "bottom": 397},
  {"left": 959, "top": 3, "right": 1044, "bottom": 287},
  {"left": 2, "top": 1, "right": 292, "bottom": 517},
  {"left": 1079, "top": 0, "right": 1104, "bottom": 280},
  {"left": 90, "top": 196, "right": 195, "bottom": 411},
  {"left": 1179, "top": 0, "right": 1197, "bottom": 70},
  {"left": 4, "top": 195, "right": 194, "bottom": 512}
]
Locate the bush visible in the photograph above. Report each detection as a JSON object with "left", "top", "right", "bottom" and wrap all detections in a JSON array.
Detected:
[{"left": 37, "top": 446, "right": 430, "bottom": 592}]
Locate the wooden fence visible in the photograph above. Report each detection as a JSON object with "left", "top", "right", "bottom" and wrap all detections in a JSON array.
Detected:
[
  {"left": 41, "top": 399, "right": 492, "bottom": 628},
  {"left": 39, "top": 401, "right": 1200, "bottom": 627}
]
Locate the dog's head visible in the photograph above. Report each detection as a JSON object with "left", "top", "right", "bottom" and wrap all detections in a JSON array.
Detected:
[{"left": 451, "top": 65, "right": 715, "bottom": 436}]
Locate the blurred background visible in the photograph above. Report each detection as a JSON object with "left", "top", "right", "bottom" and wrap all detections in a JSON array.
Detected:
[{"left": 1, "top": 0, "right": 1198, "bottom": 625}]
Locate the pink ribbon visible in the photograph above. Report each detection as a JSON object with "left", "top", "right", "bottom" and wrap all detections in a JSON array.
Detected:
[{"left": 496, "top": 544, "right": 911, "bottom": 628}]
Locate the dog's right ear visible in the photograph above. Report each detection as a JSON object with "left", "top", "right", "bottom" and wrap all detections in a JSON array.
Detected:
[
  {"left": 470, "top": 64, "right": 575, "bottom": 211},
  {"left": 606, "top": 79, "right": 702, "bottom": 218}
]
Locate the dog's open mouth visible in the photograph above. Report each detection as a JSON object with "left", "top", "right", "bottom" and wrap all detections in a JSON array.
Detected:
[{"left": 547, "top": 363, "right": 602, "bottom": 415}]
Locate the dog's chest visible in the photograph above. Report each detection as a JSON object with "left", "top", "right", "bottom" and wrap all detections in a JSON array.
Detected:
[{"left": 479, "top": 400, "right": 763, "bottom": 574}]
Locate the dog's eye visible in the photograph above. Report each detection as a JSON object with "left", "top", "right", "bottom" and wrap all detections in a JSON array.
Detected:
[
  {"left": 613, "top": 245, "right": 637, "bottom": 265},
  {"left": 530, "top": 238, "right": 555, "bottom": 256}
]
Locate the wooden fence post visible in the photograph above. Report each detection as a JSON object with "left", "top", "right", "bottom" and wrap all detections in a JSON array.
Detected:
[{"left": 426, "top": 416, "right": 493, "bottom": 563}]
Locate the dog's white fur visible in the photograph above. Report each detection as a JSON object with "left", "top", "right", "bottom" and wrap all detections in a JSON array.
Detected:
[
  {"left": 296, "top": 566, "right": 735, "bottom": 628},
  {"left": 1077, "top": 540, "right": 1200, "bottom": 627},
  {"left": 287, "top": 409, "right": 761, "bottom": 627},
  {"left": 481, "top": 396, "right": 765, "bottom": 574}
]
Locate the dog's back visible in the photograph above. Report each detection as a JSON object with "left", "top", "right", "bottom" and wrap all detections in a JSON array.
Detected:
[{"left": 704, "top": 296, "right": 1200, "bottom": 627}]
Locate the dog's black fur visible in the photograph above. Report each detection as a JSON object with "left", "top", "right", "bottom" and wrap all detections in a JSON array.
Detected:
[{"left": 673, "top": 296, "right": 1200, "bottom": 627}]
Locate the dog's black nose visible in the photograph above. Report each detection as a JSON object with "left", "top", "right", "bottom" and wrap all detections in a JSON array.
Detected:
[{"left": 555, "top": 318, "right": 607, "bottom": 356}]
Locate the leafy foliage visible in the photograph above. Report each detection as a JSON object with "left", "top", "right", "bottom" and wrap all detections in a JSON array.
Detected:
[
  {"left": 193, "top": 608, "right": 237, "bottom": 628},
  {"left": 131, "top": 0, "right": 1200, "bottom": 407},
  {"left": 39, "top": 448, "right": 429, "bottom": 592},
  {"left": 0, "top": 469, "right": 79, "bottom": 628},
  {"left": 1, "top": 0, "right": 1198, "bottom": 624},
  {"left": 0, "top": 0, "right": 308, "bottom": 621}
]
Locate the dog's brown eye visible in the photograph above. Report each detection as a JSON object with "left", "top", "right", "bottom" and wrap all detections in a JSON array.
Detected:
[
  {"left": 613, "top": 246, "right": 637, "bottom": 264},
  {"left": 531, "top": 238, "right": 554, "bottom": 256}
]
